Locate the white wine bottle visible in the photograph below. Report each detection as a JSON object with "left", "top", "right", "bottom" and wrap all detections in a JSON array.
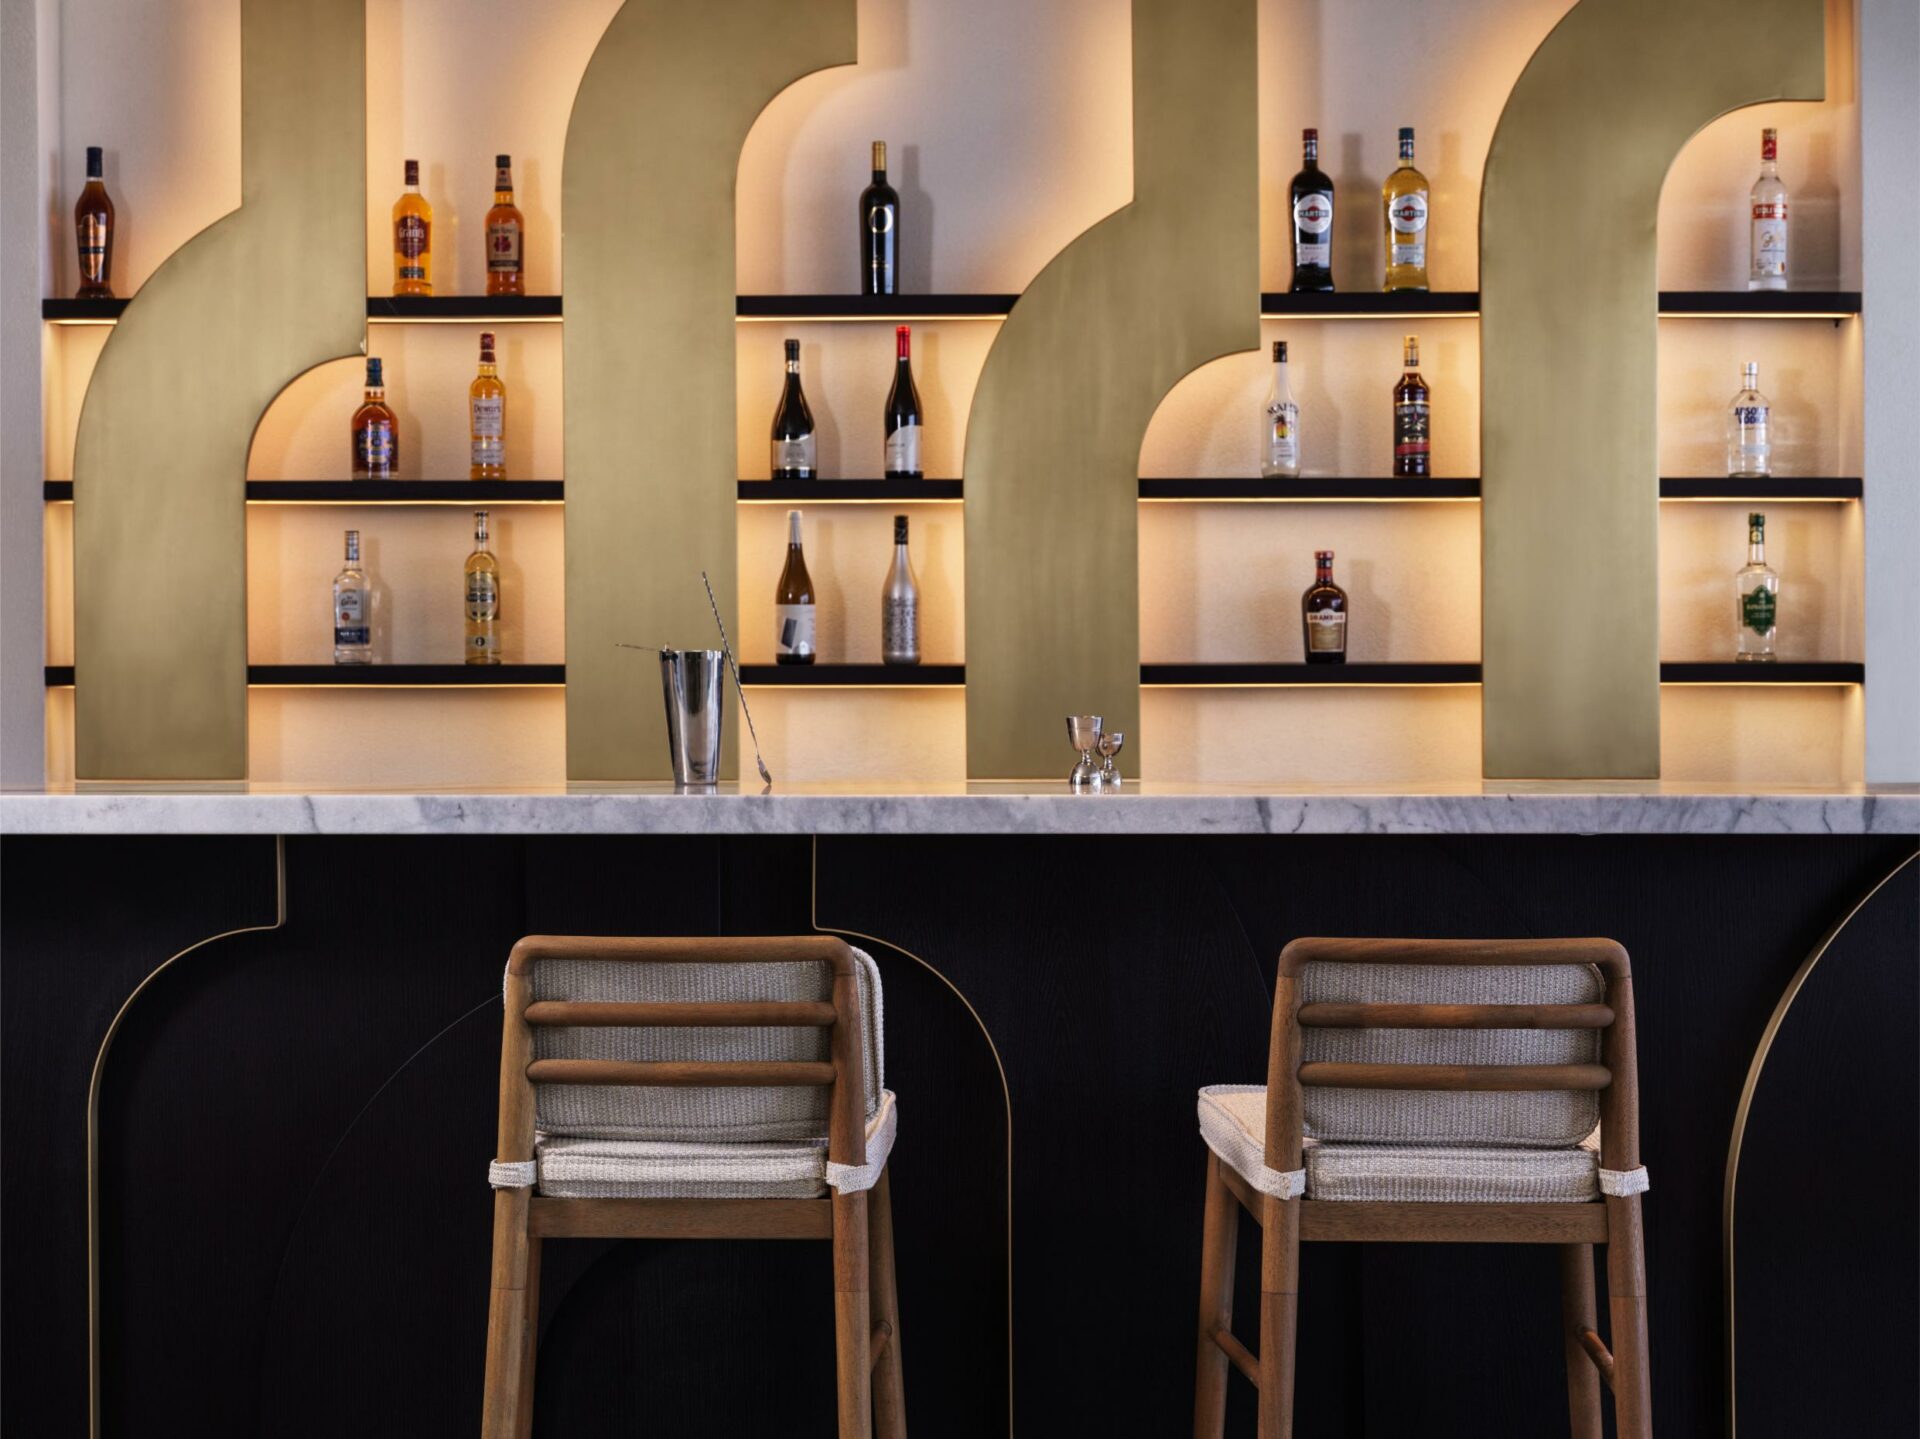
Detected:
[
  {"left": 775, "top": 509, "right": 816, "bottom": 665},
  {"left": 882, "top": 514, "right": 920, "bottom": 665}
]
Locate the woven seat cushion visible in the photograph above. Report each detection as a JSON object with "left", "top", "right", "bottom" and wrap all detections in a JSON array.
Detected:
[
  {"left": 537, "top": 1090, "right": 898, "bottom": 1199},
  {"left": 1198, "top": 1086, "right": 1601, "bottom": 1204}
]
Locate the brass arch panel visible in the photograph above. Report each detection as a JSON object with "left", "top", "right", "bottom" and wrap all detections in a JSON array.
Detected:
[
  {"left": 961, "top": 0, "right": 1259, "bottom": 780},
  {"left": 72, "top": 1, "right": 367, "bottom": 780},
  {"left": 1479, "top": 0, "right": 1823, "bottom": 778},
  {"left": 562, "top": 0, "right": 856, "bottom": 780}
]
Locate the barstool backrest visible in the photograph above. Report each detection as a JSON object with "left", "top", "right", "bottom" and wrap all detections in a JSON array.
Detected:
[{"left": 501, "top": 935, "right": 882, "bottom": 1154}]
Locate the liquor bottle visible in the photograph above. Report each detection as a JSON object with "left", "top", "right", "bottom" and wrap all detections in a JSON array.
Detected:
[
  {"left": 1302, "top": 550, "right": 1348, "bottom": 664},
  {"left": 469, "top": 331, "right": 506, "bottom": 479},
  {"left": 774, "top": 509, "right": 817, "bottom": 665},
  {"left": 1381, "top": 127, "right": 1430, "bottom": 292},
  {"left": 333, "top": 530, "right": 371, "bottom": 665},
  {"left": 1392, "top": 334, "right": 1430, "bottom": 478},
  {"left": 392, "top": 159, "right": 432, "bottom": 296},
  {"left": 74, "top": 146, "right": 115, "bottom": 300},
  {"left": 351, "top": 357, "right": 398, "bottom": 480},
  {"left": 465, "top": 510, "right": 502, "bottom": 664},
  {"left": 860, "top": 141, "right": 900, "bottom": 296},
  {"left": 1288, "top": 129, "right": 1335, "bottom": 293},
  {"left": 485, "top": 154, "right": 525, "bottom": 297},
  {"left": 1261, "top": 340, "right": 1300, "bottom": 478},
  {"left": 770, "top": 339, "right": 816, "bottom": 479},
  {"left": 884, "top": 325, "right": 923, "bottom": 479},
  {"left": 882, "top": 514, "right": 920, "bottom": 666},
  {"left": 1734, "top": 512, "right": 1779, "bottom": 663},
  {"left": 1726, "top": 361, "right": 1771, "bottom": 478},
  {"left": 1748, "top": 129, "right": 1788, "bottom": 292}
]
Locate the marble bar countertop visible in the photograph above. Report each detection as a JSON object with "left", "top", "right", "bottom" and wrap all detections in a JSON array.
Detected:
[{"left": 2, "top": 781, "right": 1916, "bottom": 836}]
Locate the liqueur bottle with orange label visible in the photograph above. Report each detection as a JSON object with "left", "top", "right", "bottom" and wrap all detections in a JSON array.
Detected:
[{"left": 392, "top": 159, "right": 433, "bottom": 296}]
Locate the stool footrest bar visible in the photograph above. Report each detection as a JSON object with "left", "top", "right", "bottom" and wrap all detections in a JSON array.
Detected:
[{"left": 1208, "top": 1325, "right": 1261, "bottom": 1386}]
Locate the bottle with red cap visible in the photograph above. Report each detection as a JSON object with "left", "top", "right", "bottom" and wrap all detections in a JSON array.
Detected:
[{"left": 884, "top": 325, "right": 923, "bottom": 479}]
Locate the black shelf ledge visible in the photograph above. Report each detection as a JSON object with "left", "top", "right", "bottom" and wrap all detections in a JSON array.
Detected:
[
  {"left": 367, "top": 295, "right": 562, "bottom": 320},
  {"left": 1657, "top": 290, "right": 1861, "bottom": 317},
  {"left": 1659, "top": 662, "right": 1863, "bottom": 684},
  {"left": 1143, "top": 663, "right": 1482, "bottom": 685},
  {"left": 1141, "top": 477, "right": 1480, "bottom": 501},
  {"left": 1658, "top": 476, "right": 1861, "bottom": 501},
  {"left": 45, "top": 664, "right": 565, "bottom": 687},
  {"left": 736, "top": 294, "right": 1018, "bottom": 320},
  {"left": 739, "top": 479, "right": 964, "bottom": 501},
  {"left": 1260, "top": 291, "right": 1480, "bottom": 316},
  {"left": 737, "top": 664, "right": 964, "bottom": 686}
]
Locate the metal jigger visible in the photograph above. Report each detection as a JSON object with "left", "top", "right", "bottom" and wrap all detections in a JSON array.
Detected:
[
  {"left": 1067, "top": 715, "right": 1104, "bottom": 790},
  {"left": 1097, "top": 730, "right": 1126, "bottom": 789}
]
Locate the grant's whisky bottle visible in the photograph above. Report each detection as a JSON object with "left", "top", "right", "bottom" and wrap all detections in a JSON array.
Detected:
[
  {"left": 1302, "top": 550, "right": 1348, "bottom": 664},
  {"left": 465, "top": 510, "right": 502, "bottom": 664},
  {"left": 485, "top": 154, "right": 524, "bottom": 296},
  {"left": 74, "top": 146, "right": 115, "bottom": 299},
  {"left": 351, "top": 358, "right": 398, "bottom": 480},
  {"left": 392, "top": 159, "right": 433, "bottom": 296},
  {"left": 1392, "top": 334, "right": 1430, "bottom": 478},
  {"left": 1381, "top": 127, "right": 1430, "bottom": 292}
]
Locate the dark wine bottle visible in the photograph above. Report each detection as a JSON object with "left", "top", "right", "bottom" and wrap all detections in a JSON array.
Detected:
[
  {"left": 860, "top": 140, "right": 900, "bottom": 296},
  {"left": 769, "top": 338, "right": 816, "bottom": 479},
  {"left": 775, "top": 509, "right": 817, "bottom": 665},
  {"left": 75, "top": 145, "right": 116, "bottom": 300},
  {"left": 884, "top": 325, "right": 922, "bottom": 478},
  {"left": 1288, "top": 128, "right": 1334, "bottom": 293},
  {"left": 1302, "top": 550, "right": 1347, "bottom": 664}
]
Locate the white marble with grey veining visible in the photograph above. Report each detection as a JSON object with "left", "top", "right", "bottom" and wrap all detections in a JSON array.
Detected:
[{"left": 2, "top": 782, "right": 1916, "bottom": 835}]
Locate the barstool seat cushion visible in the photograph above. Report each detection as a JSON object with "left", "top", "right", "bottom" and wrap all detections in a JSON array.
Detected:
[
  {"left": 535, "top": 1089, "right": 898, "bottom": 1200},
  {"left": 1198, "top": 1085, "right": 1602, "bottom": 1204}
]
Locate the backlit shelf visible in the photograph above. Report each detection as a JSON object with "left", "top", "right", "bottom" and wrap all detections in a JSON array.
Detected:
[
  {"left": 1655, "top": 290, "right": 1861, "bottom": 319},
  {"left": 44, "top": 664, "right": 565, "bottom": 687},
  {"left": 1657, "top": 477, "right": 1861, "bottom": 501},
  {"left": 1659, "top": 662, "right": 1863, "bottom": 685},
  {"left": 1141, "top": 478, "right": 1480, "bottom": 501},
  {"left": 1143, "top": 663, "right": 1482, "bottom": 686},
  {"left": 42, "top": 480, "right": 561, "bottom": 503},
  {"left": 736, "top": 664, "right": 964, "bottom": 686},
  {"left": 740, "top": 480, "right": 963, "bottom": 502},
  {"left": 1260, "top": 291, "right": 1479, "bottom": 318}
]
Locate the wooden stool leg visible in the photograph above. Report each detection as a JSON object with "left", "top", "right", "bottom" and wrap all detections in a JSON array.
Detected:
[
  {"left": 1256, "top": 1195, "right": 1299, "bottom": 1439},
  {"left": 1605, "top": 1194, "right": 1652, "bottom": 1439},
  {"left": 481, "top": 1188, "right": 537, "bottom": 1439},
  {"left": 1558, "top": 1243, "right": 1603, "bottom": 1439},
  {"left": 833, "top": 1188, "right": 874, "bottom": 1439},
  {"left": 1193, "top": 1154, "right": 1240, "bottom": 1439},
  {"left": 867, "top": 1169, "right": 907, "bottom": 1439}
]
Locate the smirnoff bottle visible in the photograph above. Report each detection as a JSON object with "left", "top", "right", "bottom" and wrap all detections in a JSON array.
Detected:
[
  {"left": 1726, "top": 362, "right": 1771, "bottom": 478},
  {"left": 1261, "top": 340, "right": 1300, "bottom": 478},
  {"left": 1734, "top": 513, "right": 1778, "bottom": 663},
  {"left": 1748, "top": 128, "right": 1788, "bottom": 292},
  {"left": 333, "top": 530, "right": 371, "bottom": 665}
]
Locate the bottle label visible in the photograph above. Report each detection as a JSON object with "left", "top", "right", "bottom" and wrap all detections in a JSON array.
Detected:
[
  {"left": 1267, "top": 403, "right": 1298, "bottom": 468},
  {"left": 334, "top": 626, "right": 370, "bottom": 647},
  {"left": 487, "top": 220, "right": 521, "bottom": 274},
  {"left": 883, "top": 596, "right": 918, "bottom": 659},
  {"left": 1742, "top": 585, "right": 1776, "bottom": 635},
  {"left": 334, "top": 588, "right": 368, "bottom": 648},
  {"left": 355, "top": 420, "right": 396, "bottom": 475},
  {"left": 1394, "top": 400, "right": 1431, "bottom": 459},
  {"left": 1306, "top": 610, "right": 1347, "bottom": 652},
  {"left": 867, "top": 204, "right": 894, "bottom": 235},
  {"left": 775, "top": 603, "right": 816, "bottom": 658},
  {"left": 77, "top": 216, "right": 110, "bottom": 281},
  {"left": 395, "top": 215, "right": 428, "bottom": 281},
  {"left": 772, "top": 437, "right": 815, "bottom": 475},
  {"left": 1388, "top": 193, "right": 1428, "bottom": 234},
  {"left": 471, "top": 397, "right": 504, "bottom": 466},
  {"left": 885, "top": 421, "right": 920, "bottom": 475},
  {"left": 1750, "top": 205, "right": 1787, "bottom": 278},
  {"left": 466, "top": 573, "right": 499, "bottom": 621},
  {"left": 1391, "top": 239, "right": 1427, "bottom": 267}
]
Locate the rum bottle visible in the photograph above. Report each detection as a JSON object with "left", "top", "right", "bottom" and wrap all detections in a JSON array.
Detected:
[
  {"left": 1749, "top": 129, "right": 1788, "bottom": 292},
  {"left": 74, "top": 146, "right": 115, "bottom": 299},
  {"left": 1262, "top": 340, "right": 1300, "bottom": 478},
  {"left": 1288, "top": 129, "right": 1335, "bottom": 293},
  {"left": 882, "top": 514, "right": 920, "bottom": 666},
  {"left": 333, "top": 529, "right": 371, "bottom": 665},
  {"left": 465, "top": 510, "right": 501, "bottom": 664},
  {"left": 1734, "top": 513, "right": 1778, "bottom": 663},
  {"left": 485, "top": 154, "right": 524, "bottom": 296},
  {"left": 469, "top": 332, "right": 506, "bottom": 479},
  {"left": 860, "top": 141, "right": 900, "bottom": 296},
  {"left": 1392, "top": 335, "right": 1430, "bottom": 478},
  {"left": 775, "top": 510, "right": 817, "bottom": 664},
  {"left": 1382, "top": 127, "right": 1430, "bottom": 292},
  {"left": 392, "top": 159, "right": 432, "bottom": 296},
  {"left": 1302, "top": 550, "right": 1347, "bottom": 664},
  {"left": 770, "top": 339, "right": 817, "bottom": 479},
  {"left": 351, "top": 358, "right": 398, "bottom": 480}
]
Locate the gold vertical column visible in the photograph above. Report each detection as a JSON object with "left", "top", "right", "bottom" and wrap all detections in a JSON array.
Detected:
[
  {"left": 562, "top": 0, "right": 855, "bottom": 780},
  {"left": 71, "top": 0, "right": 366, "bottom": 781},
  {"left": 1479, "top": 0, "right": 1822, "bottom": 778},
  {"left": 961, "top": 0, "right": 1259, "bottom": 780}
]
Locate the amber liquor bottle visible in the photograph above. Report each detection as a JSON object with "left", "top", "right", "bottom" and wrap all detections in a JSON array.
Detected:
[
  {"left": 465, "top": 510, "right": 502, "bottom": 664},
  {"left": 74, "top": 146, "right": 115, "bottom": 299},
  {"left": 469, "top": 332, "right": 506, "bottom": 479},
  {"left": 1301, "top": 550, "right": 1347, "bottom": 664},
  {"left": 1392, "top": 334, "right": 1430, "bottom": 478},
  {"left": 485, "top": 155, "right": 524, "bottom": 296},
  {"left": 1381, "top": 126, "right": 1430, "bottom": 292},
  {"left": 392, "top": 159, "right": 432, "bottom": 296},
  {"left": 351, "top": 358, "right": 398, "bottom": 480}
]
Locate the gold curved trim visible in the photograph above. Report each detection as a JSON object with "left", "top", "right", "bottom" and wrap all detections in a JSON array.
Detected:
[
  {"left": 86, "top": 836, "right": 287, "bottom": 1438},
  {"left": 809, "top": 836, "right": 1016, "bottom": 1437},
  {"left": 1723, "top": 846, "right": 1919, "bottom": 1436}
]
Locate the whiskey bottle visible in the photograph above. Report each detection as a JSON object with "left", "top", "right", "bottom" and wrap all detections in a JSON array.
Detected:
[
  {"left": 884, "top": 325, "right": 923, "bottom": 479},
  {"left": 775, "top": 510, "right": 817, "bottom": 664},
  {"left": 1261, "top": 340, "right": 1300, "bottom": 478},
  {"left": 351, "top": 358, "right": 398, "bottom": 480},
  {"left": 860, "top": 141, "right": 900, "bottom": 296},
  {"left": 485, "top": 154, "right": 525, "bottom": 296},
  {"left": 1392, "top": 334, "right": 1430, "bottom": 478},
  {"left": 1288, "top": 129, "right": 1335, "bottom": 293},
  {"left": 1381, "top": 127, "right": 1430, "bottom": 292},
  {"left": 74, "top": 146, "right": 115, "bottom": 300},
  {"left": 392, "top": 159, "right": 433, "bottom": 296},
  {"left": 1748, "top": 129, "right": 1788, "bottom": 292},
  {"left": 1302, "top": 550, "right": 1347, "bottom": 664},
  {"left": 1734, "top": 512, "right": 1778, "bottom": 663},
  {"left": 770, "top": 339, "right": 817, "bottom": 479},
  {"left": 1726, "top": 362, "right": 1771, "bottom": 478},
  {"left": 469, "top": 331, "right": 506, "bottom": 479},
  {"left": 882, "top": 514, "right": 920, "bottom": 665},
  {"left": 333, "top": 529, "right": 371, "bottom": 665},
  {"left": 465, "top": 510, "right": 502, "bottom": 664}
]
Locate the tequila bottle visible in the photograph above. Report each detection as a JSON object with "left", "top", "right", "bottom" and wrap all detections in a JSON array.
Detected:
[
  {"left": 1726, "top": 362, "right": 1771, "bottom": 478},
  {"left": 465, "top": 510, "right": 502, "bottom": 664},
  {"left": 1261, "top": 340, "right": 1300, "bottom": 478},
  {"left": 1734, "top": 513, "right": 1778, "bottom": 662},
  {"left": 333, "top": 530, "right": 371, "bottom": 665}
]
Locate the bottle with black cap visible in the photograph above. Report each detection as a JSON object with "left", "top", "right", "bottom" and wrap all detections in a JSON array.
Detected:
[{"left": 75, "top": 146, "right": 115, "bottom": 300}]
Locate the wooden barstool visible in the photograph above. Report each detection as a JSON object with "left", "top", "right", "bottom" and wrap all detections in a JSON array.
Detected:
[
  {"left": 481, "top": 934, "right": 906, "bottom": 1438},
  {"left": 1192, "top": 937, "right": 1651, "bottom": 1438}
]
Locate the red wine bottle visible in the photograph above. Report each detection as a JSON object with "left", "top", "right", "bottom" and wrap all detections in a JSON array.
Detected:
[
  {"left": 769, "top": 339, "right": 816, "bottom": 479},
  {"left": 860, "top": 141, "right": 899, "bottom": 296},
  {"left": 884, "top": 325, "right": 922, "bottom": 478}
]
